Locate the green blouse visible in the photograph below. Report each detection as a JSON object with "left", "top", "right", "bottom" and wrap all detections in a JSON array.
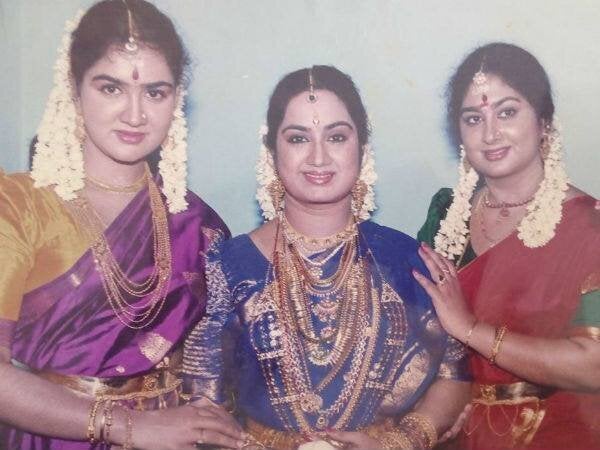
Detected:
[{"left": 416, "top": 188, "right": 600, "bottom": 334}]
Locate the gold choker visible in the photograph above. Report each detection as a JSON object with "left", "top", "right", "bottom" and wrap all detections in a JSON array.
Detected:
[
  {"left": 281, "top": 215, "right": 357, "bottom": 250},
  {"left": 86, "top": 170, "right": 148, "bottom": 193}
]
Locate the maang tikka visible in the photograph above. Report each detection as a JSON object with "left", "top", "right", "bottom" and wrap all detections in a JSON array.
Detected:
[
  {"left": 472, "top": 58, "right": 490, "bottom": 106},
  {"left": 307, "top": 68, "right": 320, "bottom": 126},
  {"left": 122, "top": 0, "right": 140, "bottom": 80}
]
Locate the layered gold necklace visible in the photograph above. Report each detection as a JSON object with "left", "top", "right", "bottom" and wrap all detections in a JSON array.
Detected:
[
  {"left": 68, "top": 165, "right": 172, "bottom": 329},
  {"left": 256, "top": 216, "right": 381, "bottom": 432}
]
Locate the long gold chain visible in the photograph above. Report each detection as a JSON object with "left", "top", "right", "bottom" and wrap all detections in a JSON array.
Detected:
[
  {"left": 67, "top": 167, "right": 172, "bottom": 329},
  {"left": 261, "top": 221, "right": 380, "bottom": 432}
]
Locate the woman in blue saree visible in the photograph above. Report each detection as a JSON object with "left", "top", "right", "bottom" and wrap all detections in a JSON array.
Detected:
[{"left": 183, "top": 66, "right": 470, "bottom": 450}]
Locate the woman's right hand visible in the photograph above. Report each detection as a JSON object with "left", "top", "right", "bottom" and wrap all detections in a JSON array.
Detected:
[
  {"left": 128, "top": 398, "right": 246, "bottom": 450},
  {"left": 438, "top": 403, "right": 473, "bottom": 443}
]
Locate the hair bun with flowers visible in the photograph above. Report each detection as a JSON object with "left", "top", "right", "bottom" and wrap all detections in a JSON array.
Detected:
[{"left": 31, "top": 11, "right": 85, "bottom": 201}]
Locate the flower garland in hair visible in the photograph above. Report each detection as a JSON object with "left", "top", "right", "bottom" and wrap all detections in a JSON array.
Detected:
[
  {"left": 434, "top": 122, "right": 570, "bottom": 259},
  {"left": 31, "top": 11, "right": 85, "bottom": 200},
  {"left": 356, "top": 143, "right": 377, "bottom": 221},
  {"left": 255, "top": 125, "right": 378, "bottom": 221},
  {"left": 255, "top": 125, "right": 278, "bottom": 221},
  {"left": 433, "top": 146, "right": 479, "bottom": 260},
  {"left": 158, "top": 89, "right": 189, "bottom": 213},
  {"left": 517, "top": 122, "right": 569, "bottom": 247}
]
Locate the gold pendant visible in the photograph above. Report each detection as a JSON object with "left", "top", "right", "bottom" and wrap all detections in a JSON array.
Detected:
[
  {"left": 299, "top": 392, "right": 323, "bottom": 413},
  {"left": 316, "top": 415, "right": 328, "bottom": 430},
  {"left": 308, "top": 266, "right": 323, "bottom": 279}
]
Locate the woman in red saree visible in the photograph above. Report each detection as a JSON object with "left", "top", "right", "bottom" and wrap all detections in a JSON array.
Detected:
[
  {"left": 0, "top": 1, "right": 242, "bottom": 448},
  {"left": 415, "top": 43, "right": 600, "bottom": 449}
]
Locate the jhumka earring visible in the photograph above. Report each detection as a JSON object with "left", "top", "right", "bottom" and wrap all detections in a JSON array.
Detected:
[
  {"left": 459, "top": 144, "right": 472, "bottom": 171},
  {"left": 540, "top": 123, "right": 552, "bottom": 160},
  {"left": 351, "top": 180, "right": 368, "bottom": 219},
  {"left": 267, "top": 177, "right": 285, "bottom": 214}
]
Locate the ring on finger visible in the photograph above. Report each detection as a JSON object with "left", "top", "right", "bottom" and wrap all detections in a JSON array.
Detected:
[
  {"left": 437, "top": 273, "right": 446, "bottom": 286},
  {"left": 196, "top": 428, "right": 205, "bottom": 448}
]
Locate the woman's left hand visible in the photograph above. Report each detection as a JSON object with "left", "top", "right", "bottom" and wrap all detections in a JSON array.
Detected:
[
  {"left": 325, "top": 430, "right": 382, "bottom": 450},
  {"left": 412, "top": 242, "right": 475, "bottom": 341}
]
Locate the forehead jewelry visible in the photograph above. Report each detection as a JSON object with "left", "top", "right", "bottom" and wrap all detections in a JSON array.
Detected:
[
  {"left": 472, "top": 61, "right": 490, "bottom": 106},
  {"left": 122, "top": 0, "right": 140, "bottom": 81},
  {"left": 307, "top": 68, "right": 320, "bottom": 125}
]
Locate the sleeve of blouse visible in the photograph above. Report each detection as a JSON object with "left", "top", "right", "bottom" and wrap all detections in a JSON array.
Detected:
[
  {"left": 181, "top": 238, "right": 234, "bottom": 403},
  {"left": 407, "top": 243, "right": 471, "bottom": 382},
  {"left": 437, "top": 336, "right": 471, "bottom": 381},
  {"left": 416, "top": 188, "right": 453, "bottom": 247},
  {"left": 0, "top": 172, "right": 36, "bottom": 348},
  {"left": 569, "top": 271, "right": 600, "bottom": 341}
]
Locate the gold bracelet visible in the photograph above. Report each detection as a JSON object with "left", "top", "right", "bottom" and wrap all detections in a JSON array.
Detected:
[
  {"left": 101, "top": 400, "right": 114, "bottom": 443},
  {"left": 464, "top": 318, "right": 478, "bottom": 348},
  {"left": 489, "top": 325, "right": 508, "bottom": 365},
  {"left": 400, "top": 412, "right": 438, "bottom": 449},
  {"left": 87, "top": 399, "right": 103, "bottom": 444},
  {"left": 377, "top": 429, "right": 412, "bottom": 450},
  {"left": 122, "top": 406, "right": 133, "bottom": 450}
]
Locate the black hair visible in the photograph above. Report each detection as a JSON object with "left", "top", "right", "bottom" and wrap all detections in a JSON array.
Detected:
[
  {"left": 70, "top": 0, "right": 189, "bottom": 87},
  {"left": 265, "top": 65, "right": 370, "bottom": 152},
  {"left": 446, "top": 42, "right": 554, "bottom": 148}
]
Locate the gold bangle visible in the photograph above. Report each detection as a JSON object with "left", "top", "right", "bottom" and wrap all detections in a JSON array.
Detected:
[
  {"left": 87, "top": 399, "right": 102, "bottom": 444},
  {"left": 400, "top": 412, "right": 438, "bottom": 449},
  {"left": 464, "top": 318, "right": 478, "bottom": 348},
  {"left": 101, "top": 400, "right": 114, "bottom": 443},
  {"left": 122, "top": 406, "right": 133, "bottom": 450},
  {"left": 489, "top": 325, "right": 508, "bottom": 365},
  {"left": 377, "top": 429, "right": 412, "bottom": 450}
]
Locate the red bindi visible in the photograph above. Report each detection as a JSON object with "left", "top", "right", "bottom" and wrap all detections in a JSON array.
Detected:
[
  {"left": 481, "top": 94, "right": 488, "bottom": 105},
  {"left": 132, "top": 67, "right": 139, "bottom": 81}
]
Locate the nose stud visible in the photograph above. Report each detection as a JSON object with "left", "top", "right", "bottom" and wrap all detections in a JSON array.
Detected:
[{"left": 141, "top": 113, "right": 147, "bottom": 121}]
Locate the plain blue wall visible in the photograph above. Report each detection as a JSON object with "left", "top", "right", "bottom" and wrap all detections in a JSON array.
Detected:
[{"left": 1, "top": 0, "right": 599, "bottom": 236}]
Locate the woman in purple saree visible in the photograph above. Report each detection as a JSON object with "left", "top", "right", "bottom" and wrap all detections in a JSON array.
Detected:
[{"left": 0, "top": 1, "right": 243, "bottom": 448}]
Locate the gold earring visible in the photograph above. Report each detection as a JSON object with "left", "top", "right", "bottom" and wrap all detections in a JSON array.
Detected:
[
  {"left": 351, "top": 179, "right": 368, "bottom": 219},
  {"left": 267, "top": 177, "right": 285, "bottom": 213},
  {"left": 539, "top": 126, "right": 552, "bottom": 160},
  {"left": 460, "top": 144, "right": 472, "bottom": 171},
  {"left": 75, "top": 112, "right": 86, "bottom": 144}
]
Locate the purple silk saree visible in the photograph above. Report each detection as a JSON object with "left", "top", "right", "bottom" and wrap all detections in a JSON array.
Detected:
[{"left": 4, "top": 184, "right": 228, "bottom": 449}]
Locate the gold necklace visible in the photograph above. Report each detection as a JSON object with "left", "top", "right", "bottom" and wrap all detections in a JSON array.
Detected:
[
  {"left": 67, "top": 167, "right": 172, "bottom": 329},
  {"left": 86, "top": 170, "right": 147, "bottom": 193},
  {"left": 262, "top": 224, "right": 379, "bottom": 432},
  {"left": 477, "top": 193, "right": 521, "bottom": 247},
  {"left": 282, "top": 215, "right": 357, "bottom": 250}
]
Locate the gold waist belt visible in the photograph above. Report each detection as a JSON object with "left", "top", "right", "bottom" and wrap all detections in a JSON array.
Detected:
[
  {"left": 14, "top": 360, "right": 181, "bottom": 401},
  {"left": 473, "top": 381, "right": 555, "bottom": 405},
  {"left": 245, "top": 417, "right": 394, "bottom": 450},
  {"left": 468, "top": 381, "right": 552, "bottom": 446}
]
